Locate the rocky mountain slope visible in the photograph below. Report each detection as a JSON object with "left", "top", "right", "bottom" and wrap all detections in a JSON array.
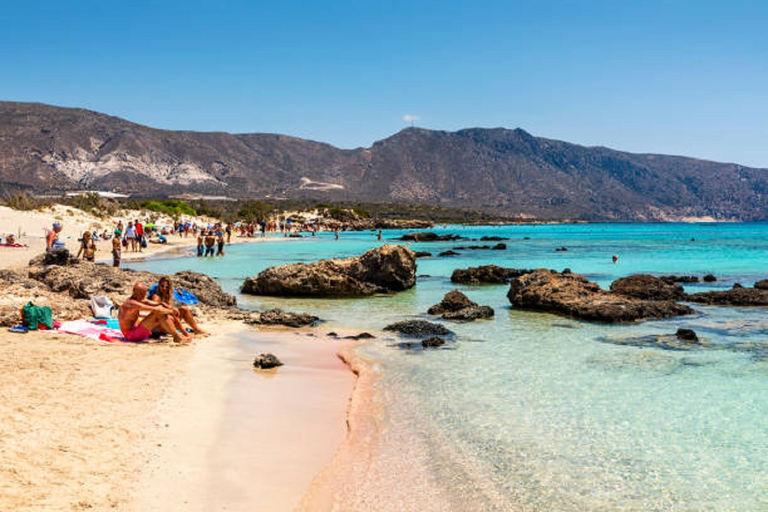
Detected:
[{"left": 1, "top": 101, "right": 767, "bottom": 220}]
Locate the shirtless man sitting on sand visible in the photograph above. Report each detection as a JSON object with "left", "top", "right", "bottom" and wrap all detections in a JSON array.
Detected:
[{"left": 118, "top": 282, "right": 191, "bottom": 343}]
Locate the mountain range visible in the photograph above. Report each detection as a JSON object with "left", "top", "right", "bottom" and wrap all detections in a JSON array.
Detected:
[{"left": 1, "top": 101, "right": 766, "bottom": 221}]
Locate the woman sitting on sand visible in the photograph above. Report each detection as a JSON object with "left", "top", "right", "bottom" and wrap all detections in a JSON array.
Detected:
[
  {"left": 148, "top": 276, "right": 209, "bottom": 336},
  {"left": 76, "top": 231, "right": 97, "bottom": 262}
]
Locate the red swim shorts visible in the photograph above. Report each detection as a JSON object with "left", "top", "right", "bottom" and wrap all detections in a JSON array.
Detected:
[{"left": 123, "top": 322, "right": 151, "bottom": 342}]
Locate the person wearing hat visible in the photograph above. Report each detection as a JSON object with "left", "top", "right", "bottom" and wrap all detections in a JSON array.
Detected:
[
  {"left": 45, "top": 222, "right": 65, "bottom": 251},
  {"left": 112, "top": 229, "right": 122, "bottom": 268}
]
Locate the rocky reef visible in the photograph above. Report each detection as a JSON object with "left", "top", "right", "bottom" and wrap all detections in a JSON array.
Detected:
[
  {"left": 507, "top": 269, "right": 694, "bottom": 323},
  {"left": 241, "top": 245, "right": 416, "bottom": 297}
]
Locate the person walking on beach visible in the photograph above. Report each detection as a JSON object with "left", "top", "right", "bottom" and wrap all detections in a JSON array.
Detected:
[
  {"left": 135, "top": 219, "right": 144, "bottom": 253},
  {"left": 125, "top": 221, "right": 137, "bottom": 252},
  {"left": 118, "top": 283, "right": 190, "bottom": 343},
  {"left": 112, "top": 230, "right": 122, "bottom": 268}
]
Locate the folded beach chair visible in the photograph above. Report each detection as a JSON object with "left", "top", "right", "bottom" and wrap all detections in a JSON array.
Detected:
[{"left": 90, "top": 295, "right": 114, "bottom": 319}]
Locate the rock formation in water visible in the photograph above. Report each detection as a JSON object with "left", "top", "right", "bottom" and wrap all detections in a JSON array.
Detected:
[
  {"left": 451, "top": 265, "right": 532, "bottom": 285},
  {"left": 610, "top": 274, "right": 686, "bottom": 301},
  {"left": 428, "top": 290, "right": 494, "bottom": 321},
  {"left": 241, "top": 245, "right": 416, "bottom": 297},
  {"left": 507, "top": 269, "right": 694, "bottom": 322}
]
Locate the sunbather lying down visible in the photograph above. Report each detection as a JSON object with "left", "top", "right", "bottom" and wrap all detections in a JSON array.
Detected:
[
  {"left": 118, "top": 282, "right": 191, "bottom": 343},
  {"left": 1, "top": 234, "right": 27, "bottom": 247}
]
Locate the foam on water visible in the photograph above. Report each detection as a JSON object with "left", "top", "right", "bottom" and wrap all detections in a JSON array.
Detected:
[{"left": 128, "top": 223, "right": 768, "bottom": 510}]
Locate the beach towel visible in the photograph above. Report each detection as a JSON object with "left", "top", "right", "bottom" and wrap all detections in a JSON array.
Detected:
[
  {"left": 56, "top": 319, "right": 126, "bottom": 344},
  {"left": 90, "top": 295, "right": 114, "bottom": 319},
  {"left": 147, "top": 284, "right": 199, "bottom": 305}
]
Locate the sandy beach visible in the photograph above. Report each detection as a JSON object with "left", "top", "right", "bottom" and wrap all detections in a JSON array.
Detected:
[{"left": 0, "top": 204, "right": 364, "bottom": 511}]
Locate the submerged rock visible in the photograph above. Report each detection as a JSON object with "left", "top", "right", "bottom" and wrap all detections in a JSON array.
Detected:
[
  {"left": 383, "top": 320, "right": 452, "bottom": 337},
  {"left": 507, "top": 269, "right": 694, "bottom": 323},
  {"left": 421, "top": 336, "right": 446, "bottom": 348},
  {"left": 253, "top": 353, "right": 283, "bottom": 369},
  {"left": 241, "top": 245, "right": 416, "bottom": 297}
]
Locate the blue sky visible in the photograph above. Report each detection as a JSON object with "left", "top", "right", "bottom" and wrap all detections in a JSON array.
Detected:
[{"left": 3, "top": 0, "right": 768, "bottom": 166}]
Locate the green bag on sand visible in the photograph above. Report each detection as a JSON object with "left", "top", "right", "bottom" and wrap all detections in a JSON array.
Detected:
[{"left": 22, "top": 302, "right": 54, "bottom": 330}]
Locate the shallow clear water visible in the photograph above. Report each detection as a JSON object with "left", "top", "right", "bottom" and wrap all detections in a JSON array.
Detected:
[{"left": 129, "top": 223, "right": 768, "bottom": 510}]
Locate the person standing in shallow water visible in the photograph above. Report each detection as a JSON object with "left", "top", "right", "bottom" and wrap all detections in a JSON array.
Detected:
[{"left": 112, "top": 230, "right": 122, "bottom": 268}]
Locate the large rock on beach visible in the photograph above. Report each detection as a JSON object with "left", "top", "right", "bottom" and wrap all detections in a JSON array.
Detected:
[
  {"left": 507, "top": 269, "right": 695, "bottom": 323},
  {"left": 610, "top": 274, "right": 686, "bottom": 301},
  {"left": 428, "top": 290, "right": 494, "bottom": 321},
  {"left": 241, "top": 245, "right": 416, "bottom": 297},
  {"left": 253, "top": 353, "right": 283, "bottom": 369},
  {"left": 451, "top": 265, "right": 532, "bottom": 285},
  {"left": 383, "top": 319, "right": 452, "bottom": 337}
]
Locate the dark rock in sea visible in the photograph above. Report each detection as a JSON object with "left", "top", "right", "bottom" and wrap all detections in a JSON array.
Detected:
[
  {"left": 428, "top": 290, "right": 476, "bottom": 314},
  {"left": 414, "top": 251, "right": 432, "bottom": 258},
  {"left": 733, "top": 283, "right": 743, "bottom": 289},
  {"left": 344, "top": 332, "right": 376, "bottom": 340},
  {"left": 439, "top": 250, "right": 460, "bottom": 257},
  {"left": 428, "top": 290, "right": 494, "bottom": 321},
  {"left": 661, "top": 275, "right": 700, "bottom": 284},
  {"left": 676, "top": 328, "right": 699, "bottom": 342},
  {"left": 421, "top": 336, "right": 446, "bottom": 348},
  {"left": 491, "top": 243, "right": 507, "bottom": 250},
  {"left": 686, "top": 287, "right": 768, "bottom": 306},
  {"left": 480, "top": 236, "right": 509, "bottom": 241},
  {"left": 383, "top": 320, "right": 452, "bottom": 337},
  {"left": 610, "top": 274, "right": 686, "bottom": 301},
  {"left": 703, "top": 274, "right": 718, "bottom": 282},
  {"left": 451, "top": 265, "right": 532, "bottom": 285},
  {"left": 245, "top": 308, "right": 319, "bottom": 328},
  {"left": 400, "top": 232, "right": 461, "bottom": 242},
  {"left": 241, "top": 245, "right": 416, "bottom": 297},
  {"left": 754, "top": 279, "right": 768, "bottom": 290},
  {"left": 555, "top": 247, "right": 568, "bottom": 252},
  {"left": 453, "top": 245, "right": 491, "bottom": 251},
  {"left": 507, "top": 269, "right": 695, "bottom": 323},
  {"left": 253, "top": 353, "right": 284, "bottom": 369}
]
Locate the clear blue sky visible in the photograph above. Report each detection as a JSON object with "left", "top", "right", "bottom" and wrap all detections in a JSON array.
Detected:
[{"left": 3, "top": 0, "right": 767, "bottom": 167}]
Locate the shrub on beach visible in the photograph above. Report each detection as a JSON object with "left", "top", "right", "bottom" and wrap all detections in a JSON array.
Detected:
[
  {"left": 140, "top": 199, "right": 197, "bottom": 219},
  {"left": 3, "top": 192, "right": 52, "bottom": 211}
]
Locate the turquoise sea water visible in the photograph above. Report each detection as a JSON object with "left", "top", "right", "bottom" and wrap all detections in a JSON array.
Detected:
[{"left": 129, "top": 223, "right": 768, "bottom": 510}]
